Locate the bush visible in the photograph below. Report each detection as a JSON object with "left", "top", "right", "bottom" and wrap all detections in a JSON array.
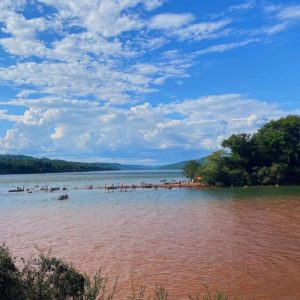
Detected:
[
  {"left": 0, "top": 245, "right": 24, "bottom": 299},
  {"left": 0, "top": 244, "right": 110, "bottom": 300}
]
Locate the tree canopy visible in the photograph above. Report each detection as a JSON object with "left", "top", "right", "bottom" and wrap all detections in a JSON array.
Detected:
[
  {"left": 183, "top": 115, "right": 300, "bottom": 186},
  {"left": 182, "top": 160, "right": 201, "bottom": 179},
  {"left": 0, "top": 155, "right": 119, "bottom": 174}
]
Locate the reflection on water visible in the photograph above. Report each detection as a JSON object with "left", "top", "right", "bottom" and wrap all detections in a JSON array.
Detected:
[{"left": 1, "top": 171, "right": 300, "bottom": 299}]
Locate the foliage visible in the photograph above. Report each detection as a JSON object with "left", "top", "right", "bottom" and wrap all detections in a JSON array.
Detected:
[
  {"left": 186, "top": 115, "right": 300, "bottom": 186},
  {"left": 189, "top": 291, "right": 232, "bottom": 300},
  {"left": 0, "top": 245, "right": 24, "bottom": 299},
  {"left": 183, "top": 160, "right": 201, "bottom": 180},
  {"left": 196, "top": 151, "right": 229, "bottom": 186},
  {"left": 0, "top": 244, "right": 112, "bottom": 300},
  {"left": 0, "top": 155, "right": 119, "bottom": 174}
]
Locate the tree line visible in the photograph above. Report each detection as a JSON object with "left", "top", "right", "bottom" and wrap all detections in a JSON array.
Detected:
[
  {"left": 183, "top": 115, "right": 300, "bottom": 186},
  {"left": 0, "top": 155, "right": 119, "bottom": 174}
]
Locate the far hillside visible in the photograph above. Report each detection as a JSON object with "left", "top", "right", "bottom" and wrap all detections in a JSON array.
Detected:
[
  {"left": 0, "top": 155, "right": 119, "bottom": 174},
  {"left": 0, "top": 154, "right": 206, "bottom": 174},
  {"left": 159, "top": 158, "right": 206, "bottom": 170},
  {"left": 109, "top": 163, "right": 158, "bottom": 170}
]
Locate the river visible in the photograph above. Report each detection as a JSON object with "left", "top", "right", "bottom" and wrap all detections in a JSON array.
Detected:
[{"left": 1, "top": 170, "right": 300, "bottom": 299}]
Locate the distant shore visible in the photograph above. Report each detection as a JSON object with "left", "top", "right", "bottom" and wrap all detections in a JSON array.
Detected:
[{"left": 0, "top": 154, "right": 188, "bottom": 174}]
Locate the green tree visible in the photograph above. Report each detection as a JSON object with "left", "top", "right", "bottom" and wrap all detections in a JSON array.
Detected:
[
  {"left": 188, "top": 115, "right": 300, "bottom": 186},
  {"left": 253, "top": 115, "right": 300, "bottom": 183},
  {"left": 197, "top": 151, "right": 229, "bottom": 186},
  {"left": 183, "top": 160, "right": 200, "bottom": 180}
]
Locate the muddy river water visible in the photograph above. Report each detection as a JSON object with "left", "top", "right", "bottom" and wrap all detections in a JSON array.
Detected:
[{"left": 1, "top": 171, "right": 300, "bottom": 299}]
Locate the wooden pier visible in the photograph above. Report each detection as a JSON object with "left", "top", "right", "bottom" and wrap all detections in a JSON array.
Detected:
[
  {"left": 102, "top": 182, "right": 205, "bottom": 191},
  {"left": 8, "top": 181, "right": 207, "bottom": 194}
]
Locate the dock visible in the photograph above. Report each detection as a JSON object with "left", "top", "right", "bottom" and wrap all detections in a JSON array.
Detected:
[
  {"left": 8, "top": 181, "right": 207, "bottom": 194},
  {"left": 102, "top": 182, "right": 205, "bottom": 191}
]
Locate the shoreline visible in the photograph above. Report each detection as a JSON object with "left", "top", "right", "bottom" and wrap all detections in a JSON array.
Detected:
[{"left": 8, "top": 181, "right": 297, "bottom": 194}]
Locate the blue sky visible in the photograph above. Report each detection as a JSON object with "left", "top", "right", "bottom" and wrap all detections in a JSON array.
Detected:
[{"left": 0, "top": 0, "right": 299, "bottom": 164}]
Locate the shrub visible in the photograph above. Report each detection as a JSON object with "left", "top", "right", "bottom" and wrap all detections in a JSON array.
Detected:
[
  {"left": 0, "top": 244, "right": 109, "bottom": 300},
  {"left": 0, "top": 244, "right": 24, "bottom": 299}
]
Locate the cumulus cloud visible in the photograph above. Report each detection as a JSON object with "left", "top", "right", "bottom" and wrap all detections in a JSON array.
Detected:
[
  {"left": 37, "top": 0, "right": 162, "bottom": 37},
  {"left": 0, "top": 94, "right": 295, "bottom": 163},
  {"left": 0, "top": 10, "right": 48, "bottom": 57}
]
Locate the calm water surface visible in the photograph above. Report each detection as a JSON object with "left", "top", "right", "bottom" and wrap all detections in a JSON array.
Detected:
[{"left": 1, "top": 171, "right": 300, "bottom": 299}]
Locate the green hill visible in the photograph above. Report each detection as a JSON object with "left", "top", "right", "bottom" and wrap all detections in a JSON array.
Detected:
[
  {"left": 0, "top": 154, "right": 206, "bottom": 174},
  {"left": 159, "top": 158, "right": 206, "bottom": 170},
  {"left": 109, "top": 163, "right": 158, "bottom": 170},
  {"left": 0, "top": 155, "right": 119, "bottom": 174}
]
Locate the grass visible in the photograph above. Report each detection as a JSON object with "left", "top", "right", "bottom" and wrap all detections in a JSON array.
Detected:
[{"left": 0, "top": 244, "right": 240, "bottom": 300}]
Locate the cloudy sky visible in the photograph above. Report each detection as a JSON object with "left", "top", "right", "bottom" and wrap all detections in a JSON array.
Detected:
[{"left": 0, "top": 0, "right": 299, "bottom": 164}]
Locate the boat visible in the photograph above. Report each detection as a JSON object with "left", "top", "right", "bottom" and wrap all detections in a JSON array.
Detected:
[
  {"left": 58, "top": 194, "right": 68, "bottom": 200},
  {"left": 8, "top": 187, "right": 24, "bottom": 192}
]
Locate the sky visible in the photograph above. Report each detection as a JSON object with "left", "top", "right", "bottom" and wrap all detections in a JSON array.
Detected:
[{"left": 0, "top": 0, "right": 299, "bottom": 165}]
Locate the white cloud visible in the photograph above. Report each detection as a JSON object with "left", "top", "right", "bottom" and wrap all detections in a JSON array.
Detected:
[
  {"left": 229, "top": 0, "right": 255, "bottom": 12},
  {"left": 176, "top": 19, "right": 231, "bottom": 41},
  {"left": 0, "top": 94, "right": 295, "bottom": 162},
  {"left": 0, "top": 0, "right": 26, "bottom": 11},
  {"left": 0, "top": 0, "right": 295, "bottom": 106},
  {"left": 277, "top": 5, "right": 300, "bottom": 21},
  {"left": 36, "top": 0, "right": 161, "bottom": 38},
  {"left": 0, "top": 10, "right": 49, "bottom": 57},
  {"left": 142, "top": 0, "right": 163, "bottom": 10},
  {"left": 0, "top": 48, "right": 194, "bottom": 103},
  {"left": 38, "top": 0, "right": 144, "bottom": 37},
  {"left": 0, "top": 0, "right": 197, "bottom": 104},
  {"left": 149, "top": 13, "right": 194, "bottom": 30},
  {"left": 197, "top": 39, "right": 259, "bottom": 55},
  {"left": 262, "top": 22, "right": 289, "bottom": 35},
  {"left": 0, "top": 0, "right": 299, "bottom": 162},
  {"left": 0, "top": 109, "right": 22, "bottom": 122},
  {"left": 259, "top": 4, "right": 300, "bottom": 37},
  {"left": 263, "top": 4, "right": 300, "bottom": 26}
]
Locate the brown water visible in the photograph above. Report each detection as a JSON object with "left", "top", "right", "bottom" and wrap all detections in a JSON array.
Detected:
[{"left": 1, "top": 171, "right": 300, "bottom": 299}]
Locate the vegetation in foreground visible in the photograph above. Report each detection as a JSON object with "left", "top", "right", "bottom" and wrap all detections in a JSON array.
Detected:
[
  {"left": 0, "top": 244, "right": 237, "bottom": 300},
  {"left": 183, "top": 115, "right": 300, "bottom": 187}
]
